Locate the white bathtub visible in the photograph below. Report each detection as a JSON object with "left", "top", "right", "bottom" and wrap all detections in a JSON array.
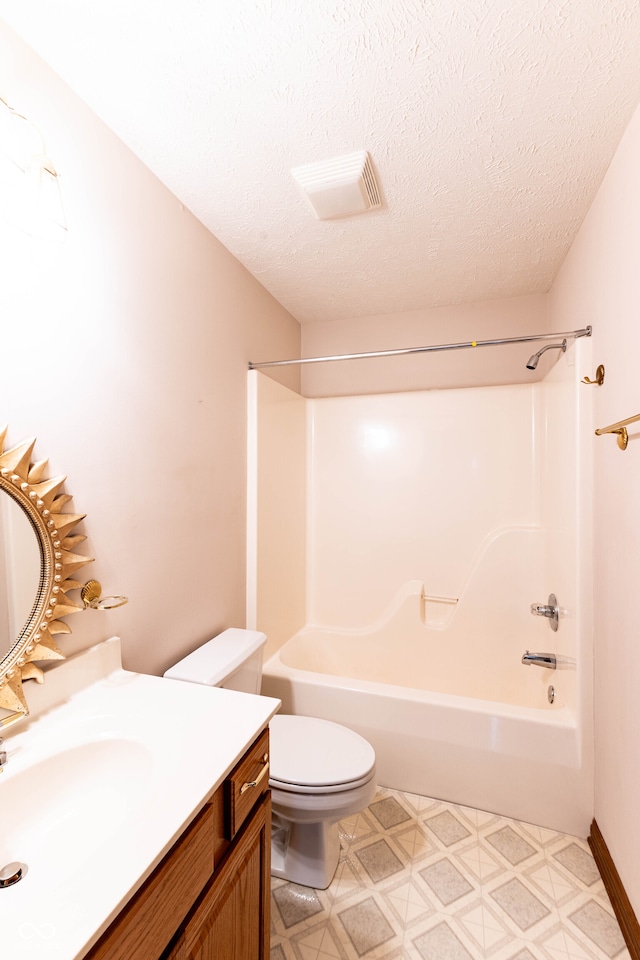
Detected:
[{"left": 261, "top": 572, "right": 591, "bottom": 837}]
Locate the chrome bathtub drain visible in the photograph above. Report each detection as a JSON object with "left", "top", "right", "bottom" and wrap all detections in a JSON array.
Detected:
[
  {"left": 548, "top": 685, "right": 555, "bottom": 704},
  {"left": 0, "top": 862, "right": 23, "bottom": 887}
]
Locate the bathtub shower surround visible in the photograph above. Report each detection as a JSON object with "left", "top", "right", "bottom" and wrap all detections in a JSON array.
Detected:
[
  {"left": 288, "top": 537, "right": 552, "bottom": 708},
  {"left": 262, "top": 636, "right": 585, "bottom": 837},
  {"left": 249, "top": 338, "right": 593, "bottom": 836}
]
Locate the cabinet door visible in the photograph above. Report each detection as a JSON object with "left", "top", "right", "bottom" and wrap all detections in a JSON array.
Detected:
[
  {"left": 86, "top": 803, "right": 216, "bottom": 960},
  {"left": 167, "top": 793, "right": 271, "bottom": 960}
]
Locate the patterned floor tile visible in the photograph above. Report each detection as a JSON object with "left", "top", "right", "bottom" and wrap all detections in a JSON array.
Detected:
[
  {"left": 419, "top": 859, "right": 475, "bottom": 907},
  {"left": 337, "top": 897, "right": 396, "bottom": 956},
  {"left": 326, "top": 859, "right": 368, "bottom": 906},
  {"left": 519, "top": 823, "right": 565, "bottom": 850},
  {"left": 339, "top": 809, "right": 379, "bottom": 847},
  {"left": 487, "top": 826, "right": 538, "bottom": 866},
  {"left": 273, "top": 883, "right": 326, "bottom": 929},
  {"left": 490, "top": 878, "right": 551, "bottom": 931},
  {"left": 568, "top": 901, "right": 627, "bottom": 958},
  {"left": 271, "top": 937, "right": 299, "bottom": 960},
  {"left": 456, "top": 803, "right": 501, "bottom": 834},
  {"left": 394, "top": 823, "right": 434, "bottom": 863},
  {"left": 538, "top": 925, "right": 602, "bottom": 959},
  {"left": 456, "top": 898, "right": 514, "bottom": 952},
  {"left": 507, "top": 949, "right": 542, "bottom": 960},
  {"left": 271, "top": 788, "right": 630, "bottom": 960},
  {"left": 369, "top": 796, "right": 413, "bottom": 830},
  {"left": 402, "top": 793, "right": 444, "bottom": 818},
  {"left": 291, "top": 920, "right": 348, "bottom": 960},
  {"left": 411, "top": 919, "right": 475, "bottom": 960},
  {"left": 383, "top": 877, "right": 434, "bottom": 928},
  {"left": 525, "top": 862, "right": 583, "bottom": 910},
  {"left": 354, "top": 838, "right": 407, "bottom": 883},
  {"left": 455, "top": 840, "right": 504, "bottom": 883},
  {"left": 553, "top": 845, "right": 602, "bottom": 888},
  {"left": 424, "top": 810, "right": 472, "bottom": 847}
]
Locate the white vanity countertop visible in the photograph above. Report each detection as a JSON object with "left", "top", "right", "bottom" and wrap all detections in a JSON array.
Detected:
[{"left": 0, "top": 640, "right": 280, "bottom": 960}]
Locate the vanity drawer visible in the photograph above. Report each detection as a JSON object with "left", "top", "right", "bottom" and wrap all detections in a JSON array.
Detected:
[{"left": 224, "top": 727, "right": 270, "bottom": 839}]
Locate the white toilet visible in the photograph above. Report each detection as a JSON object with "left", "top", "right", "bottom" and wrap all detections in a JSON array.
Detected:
[{"left": 164, "top": 628, "right": 376, "bottom": 889}]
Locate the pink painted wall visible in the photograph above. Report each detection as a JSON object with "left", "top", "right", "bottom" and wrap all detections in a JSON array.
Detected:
[
  {"left": 550, "top": 101, "right": 640, "bottom": 912},
  {"left": 301, "top": 293, "right": 549, "bottom": 397},
  {"left": 0, "top": 21, "right": 300, "bottom": 676}
]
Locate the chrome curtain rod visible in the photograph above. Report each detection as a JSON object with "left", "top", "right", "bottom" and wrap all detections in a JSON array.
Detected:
[{"left": 248, "top": 326, "right": 592, "bottom": 370}]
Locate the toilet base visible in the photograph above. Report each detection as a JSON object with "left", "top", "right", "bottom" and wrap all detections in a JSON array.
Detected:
[{"left": 271, "top": 814, "right": 341, "bottom": 890}]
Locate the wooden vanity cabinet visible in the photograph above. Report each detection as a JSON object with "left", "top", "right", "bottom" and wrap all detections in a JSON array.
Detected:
[
  {"left": 85, "top": 728, "right": 271, "bottom": 960},
  {"left": 164, "top": 792, "right": 270, "bottom": 960}
]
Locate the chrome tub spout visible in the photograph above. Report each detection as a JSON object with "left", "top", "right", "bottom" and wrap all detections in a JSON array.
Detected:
[{"left": 521, "top": 651, "right": 557, "bottom": 669}]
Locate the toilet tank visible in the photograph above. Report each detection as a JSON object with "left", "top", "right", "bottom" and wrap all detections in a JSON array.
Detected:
[{"left": 163, "top": 629, "right": 267, "bottom": 694}]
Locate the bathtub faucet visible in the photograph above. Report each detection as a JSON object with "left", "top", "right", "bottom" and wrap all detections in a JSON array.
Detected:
[{"left": 521, "top": 651, "right": 557, "bottom": 669}]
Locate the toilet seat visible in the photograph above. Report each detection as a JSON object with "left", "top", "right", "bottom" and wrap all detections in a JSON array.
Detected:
[{"left": 269, "top": 714, "right": 376, "bottom": 795}]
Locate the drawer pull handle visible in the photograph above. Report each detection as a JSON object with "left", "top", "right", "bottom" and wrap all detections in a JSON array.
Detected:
[{"left": 239, "top": 753, "right": 269, "bottom": 794}]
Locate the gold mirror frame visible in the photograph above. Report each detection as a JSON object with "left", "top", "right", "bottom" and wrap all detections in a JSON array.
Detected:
[{"left": 0, "top": 428, "right": 92, "bottom": 728}]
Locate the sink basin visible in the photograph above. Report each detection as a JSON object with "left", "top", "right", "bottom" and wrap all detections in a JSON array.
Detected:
[
  {"left": 1, "top": 740, "right": 154, "bottom": 883},
  {"left": 0, "top": 638, "right": 280, "bottom": 960}
]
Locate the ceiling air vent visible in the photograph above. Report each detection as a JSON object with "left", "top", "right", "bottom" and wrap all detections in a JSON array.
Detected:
[{"left": 291, "top": 151, "right": 381, "bottom": 220}]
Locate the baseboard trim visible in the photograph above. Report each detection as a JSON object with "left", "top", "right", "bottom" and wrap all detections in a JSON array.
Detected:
[{"left": 589, "top": 819, "right": 640, "bottom": 960}]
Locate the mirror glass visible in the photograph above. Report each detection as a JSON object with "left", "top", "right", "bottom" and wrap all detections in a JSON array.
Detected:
[{"left": 0, "top": 490, "right": 42, "bottom": 661}]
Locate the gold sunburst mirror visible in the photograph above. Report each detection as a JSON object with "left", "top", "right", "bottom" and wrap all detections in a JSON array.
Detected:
[{"left": 0, "top": 427, "right": 92, "bottom": 728}]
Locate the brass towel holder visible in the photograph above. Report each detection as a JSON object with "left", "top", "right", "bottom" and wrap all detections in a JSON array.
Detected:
[
  {"left": 595, "top": 412, "right": 640, "bottom": 451},
  {"left": 81, "top": 580, "right": 128, "bottom": 610}
]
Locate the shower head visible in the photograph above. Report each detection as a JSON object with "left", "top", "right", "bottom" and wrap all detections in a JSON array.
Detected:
[{"left": 526, "top": 339, "right": 567, "bottom": 371}]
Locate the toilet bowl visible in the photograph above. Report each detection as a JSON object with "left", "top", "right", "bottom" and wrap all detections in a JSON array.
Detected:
[
  {"left": 268, "top": 713, "right": 376, "bottom": 888},
  {"left": 164, "top": 629, "right": 376, "bottom": 889}
]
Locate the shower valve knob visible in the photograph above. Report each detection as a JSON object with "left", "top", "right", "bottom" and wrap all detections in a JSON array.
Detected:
[
  {"left": 530, "top": 594, "right": 559, "bottom": 631},
  {"left": 531, "top": 604, "right": 553, "bottom": 616}
]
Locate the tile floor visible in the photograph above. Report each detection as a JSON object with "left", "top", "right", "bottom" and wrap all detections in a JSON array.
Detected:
[{"left": 270, "top": 787, "right": 630, "bottom": 960}]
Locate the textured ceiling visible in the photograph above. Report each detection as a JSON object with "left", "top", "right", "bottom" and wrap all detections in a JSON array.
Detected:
[{"left": 2, "top": 1, "right": 640, "bottom": 324}]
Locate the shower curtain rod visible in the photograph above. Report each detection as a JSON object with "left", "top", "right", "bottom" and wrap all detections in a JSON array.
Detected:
[{"left": 248, "top": 325, "right": 592, "bottom": 370}]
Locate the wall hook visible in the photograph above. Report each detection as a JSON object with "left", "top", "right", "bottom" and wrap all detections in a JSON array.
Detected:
[
  {"left": 81, "top": 579, "right": 128, "bottom": 610},
  {"left": 582, "top": 364, "right": 605, "bottom": 386}
]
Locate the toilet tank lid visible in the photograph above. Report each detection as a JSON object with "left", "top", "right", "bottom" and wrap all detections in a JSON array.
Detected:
[{"left": 163, "top": 628, "right": 267, "bottom": 687}]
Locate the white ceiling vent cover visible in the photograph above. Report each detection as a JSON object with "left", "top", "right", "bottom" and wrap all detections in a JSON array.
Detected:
[{"left": 291, "top": 151, "right": 381, "bottom": 220}]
